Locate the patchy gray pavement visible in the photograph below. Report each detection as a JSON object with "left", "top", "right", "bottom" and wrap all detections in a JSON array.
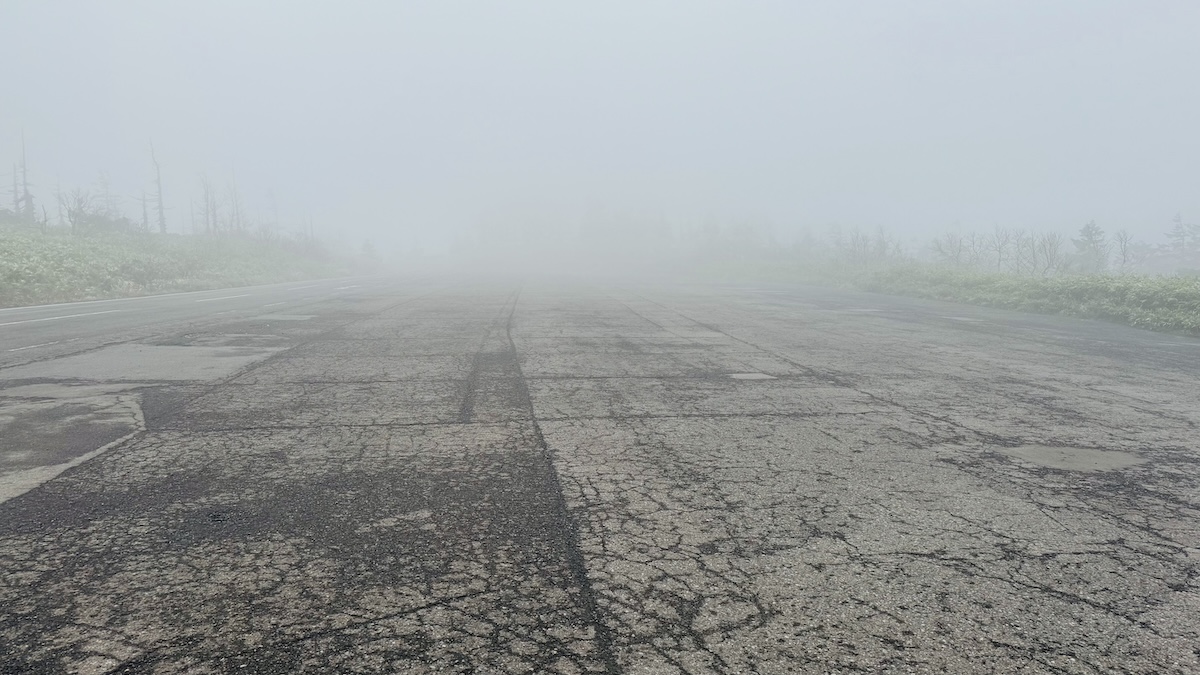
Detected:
[{"left": 1, "top": 282, "right": 1198, "bottom": 673}]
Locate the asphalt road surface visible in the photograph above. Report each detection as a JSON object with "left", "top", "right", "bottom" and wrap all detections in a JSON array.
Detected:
[{"left": 1, "top": 280, "right": 1198, "bottom": 674}]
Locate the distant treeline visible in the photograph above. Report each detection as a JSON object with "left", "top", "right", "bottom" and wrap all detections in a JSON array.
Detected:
[
  {"left": 678, "top": 216, "right": 1199, "bottom": 278},
  {"left": 457, "top": 206, "right": 1199, "bottom": 278}
]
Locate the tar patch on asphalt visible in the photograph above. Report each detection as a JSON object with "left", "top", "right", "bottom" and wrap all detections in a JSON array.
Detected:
[
  {"left": 729, "top": 372, "right": 777, "bottom": 380},
  {"left": 998, "top": 445, "right": 1148, "bottom": 471}
]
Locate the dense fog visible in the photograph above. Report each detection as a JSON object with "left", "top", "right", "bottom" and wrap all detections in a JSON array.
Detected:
[{"left": 3, "top": 1, "right": 1200, "bottom": 268}]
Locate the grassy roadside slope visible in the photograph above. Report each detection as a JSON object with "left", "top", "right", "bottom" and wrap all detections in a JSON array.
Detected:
[
  {"left": 0, "top": 229, "right": 353, "bottom": 308},
  {"left": 861, "top": 266, "right": 1200, "bottom": 335},
  {"left": 691, "top": 259, "right": 1200, "bottom": 336}
]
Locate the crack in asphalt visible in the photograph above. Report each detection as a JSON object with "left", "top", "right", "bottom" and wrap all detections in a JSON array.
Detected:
[{"left": 504, "top": 290, "right": 622, "bottom": 675}]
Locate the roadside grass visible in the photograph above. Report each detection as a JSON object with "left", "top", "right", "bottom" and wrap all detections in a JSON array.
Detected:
[
  {"left": 691, "top": 259, "right": 1200, "bottom": 336},
  {"left": 0, "top": 229, "right": 353, "bottom": 307},
  {"left": 861, "top": 265, "right": 1200, "bottom": 335}
]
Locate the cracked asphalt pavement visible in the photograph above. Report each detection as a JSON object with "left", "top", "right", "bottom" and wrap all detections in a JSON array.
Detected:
[{"left": 1, "top": 282, "right": 1198, "bottom": 673}]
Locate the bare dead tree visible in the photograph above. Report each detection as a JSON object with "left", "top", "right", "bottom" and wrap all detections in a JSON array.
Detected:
[
  {"left": 932, "top": 232, "right": 966, "bottom": 265},
  {"left": 871, "top": 226, "right": 901, "bottom": 264},
  {"left": 1113, "top": 229, "right": 1136, "bottom": 271},
  {"left": 93, "top": 171, "right": 121, "bottom": 221},
  {"left": 1011, "top": 230, "right": 1044, "bottom": 275},
  {"left": 54, "top": 176, "right": 65, "bottom": 227},
  {"left": 18, "top": 133, "right": 35, "bottom": 224},
  {"left": 151, "top": 144, "right": 167, "bottom": 234},
  {"left": 256, "top": 189, "right": 280, "bottom": 242},
  {"left": 226, "top": 178, "right": 245, "bottom": 235},
  {"left": 1034, "top": 232, "right": 1067, "bottom": 276},
  {"left": 268, "top": 189, "right": 279, "bottom": 231},
  {"left": 1008, "top": 229, "right": 1029, "bottom": 274},
  {"left": 62, "top": 187, "right": 91, "bottom": 234},
  {"left": 198, "top": 174, "right": 218, "bottom": 236},
  {"left": 964, "top": 232, "right": 987, "bottom": 267},
  {"left": 844, "top": 227, "right": 871, "bottom": 264},
  {"left": 987, "top": 226, "right": 1015, "bottom": 272}
]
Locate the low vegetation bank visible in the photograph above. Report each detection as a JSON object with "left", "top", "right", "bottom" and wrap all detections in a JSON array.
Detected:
[
  {"left": 860, "top": 266, "right": 1200, "bottom": 335},
  {"left": 688, "top": 259, "right": 1200, "bottom": 335},
  {"left": 0, "top": 229, "right": 352, "bottom": 307}
]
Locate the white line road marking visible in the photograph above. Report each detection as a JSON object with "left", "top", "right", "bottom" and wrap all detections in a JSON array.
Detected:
[
  {"left": 0, "top": 278, "right": 357, "bottom": 313},
  {"left": 6, "top": 341, "right": 61, "bottom": 352},
  {"left": 263, "top": 302, "right": 287, "bottom": 307},
  {"left": 336, "top": 285, "right": 361, "bottom": 290},
  {"left": 287, "top": 285, "right": 319, "bottom": 291},
  {"left": 194, "top": 294, "right": 250, "bottom": 303},
  {"left": 0, "top": 310, "right": 122, "bottom": 327}
]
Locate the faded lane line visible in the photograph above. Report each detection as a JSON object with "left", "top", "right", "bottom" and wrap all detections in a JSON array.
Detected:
[
  {"left": 0, "top": 310, "right": 122, "bottom": 327},
  {"left": 287, "top": 285, "right": 319, "bottom": 291},
  {"left": 194, "top": 294, "right": 251, "bottom": 303},
  {"left": 336, "top": 285, "right": 361, "bottom": 290},
  {"left": 263, "top": 301, "right": 287, "bottom": 307},
  {"left": 0, "top": 280, "right": 346, "bottom": 313},
  {"left": 6, "top": 341, "right": 61, "bottom": 352}
]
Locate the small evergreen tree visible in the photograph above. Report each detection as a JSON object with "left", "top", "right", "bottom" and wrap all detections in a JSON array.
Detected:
[
  {"left": 1072, "top": 220, "right": 1110, "bottom": 273},
  {"left": 1166, "top": 213, "right": 1188, "bottom": 253}
]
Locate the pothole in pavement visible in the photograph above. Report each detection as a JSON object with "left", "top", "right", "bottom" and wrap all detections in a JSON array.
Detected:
[
  {"left": 998, "top": 445, "right": 1148, "bottom": 471},
  {"left": 729, "top": 373, "right": 777, "bottom": 380}
]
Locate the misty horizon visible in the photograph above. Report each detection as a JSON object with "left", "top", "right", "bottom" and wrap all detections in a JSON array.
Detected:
[{"left": 4, "top": 1, "right": 1199, "bottom": 256}]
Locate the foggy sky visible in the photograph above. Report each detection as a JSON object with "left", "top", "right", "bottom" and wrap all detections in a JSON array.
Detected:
[{"left": 3, "top": 1, "right": 1199, "bottom": 253}]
